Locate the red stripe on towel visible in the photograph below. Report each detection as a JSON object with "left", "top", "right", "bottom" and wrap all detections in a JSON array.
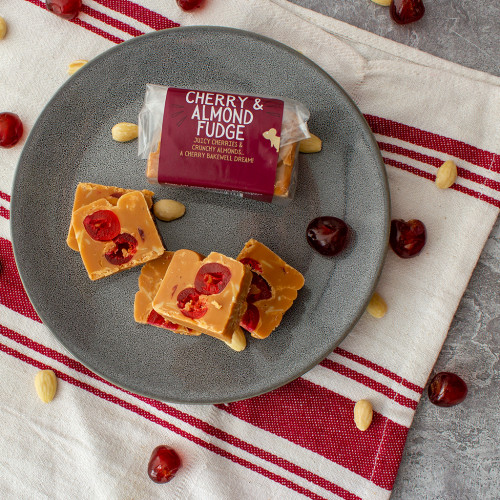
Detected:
[
  {"left": 0, "top": 207, "right": 9, "bottom": 220},
  {"left": 81, "top": 4, "right": 145, "bottom": 37},
  {"left": 218, "top": 377, "right": 408, "bottom": 490},
  {"left": 91, "top": 0, "right": 180, "bottom": 31},
  {"left": 0, "top": 238, "right": 41, "bottom": 322},
  {"left": 0, "top": 324, "right": 364, "bottom": 499},
  {"left": 320, "top": 358, "right": 418, "bottom": 410},
  {"left": 383, "top": 157, "right": 500, "bottom": 208},
  {"left": 0, "top": 336, "right": 357, "bottom": 500},
  {"left": 334, "top": 347, "right": 424, "bottom": 394},
  {"left": 378, "top": 142, "right": 500, "bottom": 193},
  {"left": 365, "top": 114, "right": 499, "bottom": 172}
]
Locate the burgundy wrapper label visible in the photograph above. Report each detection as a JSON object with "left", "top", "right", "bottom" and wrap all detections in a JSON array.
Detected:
[{"left": 158, "top": 88, "right": 285, "bottom": 200}]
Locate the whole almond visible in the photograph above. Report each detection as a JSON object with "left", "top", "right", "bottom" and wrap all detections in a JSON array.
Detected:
[
  {"left": 153, "top": 199, "right": 186, "bottom": 222},
  {"left": 0, "top": 16, "right": 7, "bottom": 39},
  {"left": 111, "top": 122, "right": 139, "bottom": 142},
  {"left": 34, "top": 369, "right": 57, "bottom": 403},
  {"left": 299, "top": 133, "right": 322, "bottom": 153},
  {"left": 224, "top": 327, "right": 247, "bottom": 352},
  {"left": 68, "top": 59, "right": 88, "bottom": 75},
  {"left": 366, "top": 292, "right": 387, "bottom": 318},
  {"left": 354, "top": 399, "right": 373, "bottom": 431},
  {"left": 435, "top": 160, "right": 457, "bottom": 189}
]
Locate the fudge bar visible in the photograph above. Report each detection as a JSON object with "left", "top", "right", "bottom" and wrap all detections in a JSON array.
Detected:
[
  {"left": 71, "top": 191, "right": 164, "bottom": 280},
  {"left": 237, "top": 239, "right": 305, "bottom": 339},
  {"left": 67, "top": 182, "right": 154, "bottom": 251},
  {"left": 152, "top": 249, "right": 252, "bottom": 342}
]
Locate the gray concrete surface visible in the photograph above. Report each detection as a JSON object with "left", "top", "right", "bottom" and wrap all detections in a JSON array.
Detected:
[{"left": 289, "top": 1, "right": 500, "bottom": 498}]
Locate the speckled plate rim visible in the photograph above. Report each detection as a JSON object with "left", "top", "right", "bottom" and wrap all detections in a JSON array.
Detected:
[{"left": 11, "top": 26, "right": 390, "bottom": 404}]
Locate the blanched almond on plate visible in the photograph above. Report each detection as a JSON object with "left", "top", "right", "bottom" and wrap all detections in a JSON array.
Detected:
[
  {"left": 299, "top": 133, "right": 322, "bottom": 153},
  {"left": 153, "top": 199, "right": 186, "bottom": 222},
  {"left": 111, "top": 122, "right": 139, "bottom": 142},
  {"left": 224, "top": 327, "right": 247, "bottom": 352}
]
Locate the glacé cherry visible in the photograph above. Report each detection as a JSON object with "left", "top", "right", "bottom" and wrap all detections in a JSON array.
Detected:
[
  {"left": 239, "top": 257, "right": 263, "bottom": 273},
  {"left": 428, "top": 372, "right": 468, "bottom": 407},
  {"left": 148, "top": 445, "right": 181, "bottom": 483},
  {"left": 45, "top": 0, "right": 82, "bottom": 20},
  {"left": 241, "top": 303, "right": 259, "bottom": 332},
  {"left": 194, "top": 263, "right": 231, "bottom": 295},
  {"left": 306, "top": 216, "right": 351, "bottom": 256},
  {"left": 147, "top": 310, "right": 179, "bottom": 331},
  {"left": 0, "top": 112, "right": 24, "bottom": 148},
  {"left": 104, "top": 233, "right": 138, "bottom": 265},
  {"left": 83, "top": 210, "right": 120, "bottom": 241},
  {"left": 247, "top": 272, "right": 272, "bottom": 303},
  {"left": 177, "top": 287, "right": 208, "bottom": 319},
  {"left": 389, "top": 219, "right": 426, "bottom": 258},
  {"left": 176, "top": 0, "right": 204, "bottom": 11},
  {"left": 390, "top": 0, "right": 425, "bottom": 25}
]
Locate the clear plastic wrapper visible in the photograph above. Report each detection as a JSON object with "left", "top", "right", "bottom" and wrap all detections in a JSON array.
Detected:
[{"left": 138, "top": 84, "right": 310, "bottom": 203}]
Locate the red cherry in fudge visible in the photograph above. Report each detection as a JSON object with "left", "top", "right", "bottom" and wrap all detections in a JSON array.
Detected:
[
  {"left": 428, "top": 372, "right": 468, "bottom": 407},
  {"left": 104, "top": 233, "right": 138, "bottom": 265},
  {"left": 306, "top": 216, "right": 351, "bottom": 256},
  {"left": 45, "top": 0, "right": 82, "bottom": 19},
  {"left": 177, "top": 287, "right": 208, "bottom": 319},
  {"left": 148, "top": 445, "right": 181, "bottom": 483},
  {"left": 0, "top": 112, "right": 24, "bottom": 148},
  {"left": 240, "top": 303, "right": 260, "bottom": 332},
  {"left": 83, "top": 210, "right": 121, "bottom": 241},
  {"left": 147, "top": 310, "right": 180, "bottom": 331},
  {"left": 176, "top": 0, "right": 203, "bottom": 11},
  {"left": 390, "top": 0, "right": 425, "bottom": 25},
  {"left": 247, "top": 272, "right": 272, "bottom": 303},
  {"left": 390, "top": 219, "right": 426, "bottom": 258},
  {"left": 194, "top": 263, "right": 231, "bottom": 295},
  {"left": 240, "top": 257, "right": 263, "bottom": 273}
]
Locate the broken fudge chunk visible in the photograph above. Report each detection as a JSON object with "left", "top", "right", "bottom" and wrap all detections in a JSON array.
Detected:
[
  {"left": 152, "top": 249, "right": 252, "bottom": 342},
  {"left": 237, "top": 239, "right": 304, "bottom": 339},
  {"left": 72, "top": 191, "right": 164, "bottom": 280},
  {"left": 67, "top": 182, "right": 154, "bottom": 251}
]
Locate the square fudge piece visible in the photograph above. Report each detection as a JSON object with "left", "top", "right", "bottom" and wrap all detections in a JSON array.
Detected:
[
  {"left": 134, "top": 253, "right": 247, "bottom": 351},
  {"left": 152, "top": 249, "right": 252, "bottom": 342},
  {"left": 67, "top": 182, "right": 154, "bottom": 251},
  {"left": 237, "top": 239, "right": 305, "bottom": 339},
  {"left": 72, "top": 191, "right": 164, "bottom": 280},
  {"left": 134, "top": 252, "right": 201, "bottom": 336}
]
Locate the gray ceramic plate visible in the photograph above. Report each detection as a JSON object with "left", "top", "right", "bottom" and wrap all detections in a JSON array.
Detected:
[{"left": 11, "top": 26, "right": 389, "bottom": 404}]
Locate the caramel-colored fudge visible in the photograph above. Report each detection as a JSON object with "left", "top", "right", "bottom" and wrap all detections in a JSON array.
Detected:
[
  {"left": 237, "top": 239, "right": 304, "bottom": 339},
  {"left": 152, "top": 249, "right": 252, "bottom": 342},
  {"left": 72, "top": 191, "right": 164, "bottom": 280},
  {"left": 134, "top": 254, "right": 247, "bottom": 351},
  {"left": 134, "top": 252, "right": 200, "bottom": 336},
  {"left": 67, "top": 182, "right": 154, "bottom": 251}
]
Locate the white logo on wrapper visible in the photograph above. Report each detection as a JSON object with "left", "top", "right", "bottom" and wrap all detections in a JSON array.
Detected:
[{"left": 262, "top": 128, "right": 280, "bottom": 152}]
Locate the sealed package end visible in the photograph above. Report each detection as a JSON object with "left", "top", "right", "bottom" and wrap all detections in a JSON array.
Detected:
[{"left": 138, "top": 85, "right": 310, "bottom": 203}]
